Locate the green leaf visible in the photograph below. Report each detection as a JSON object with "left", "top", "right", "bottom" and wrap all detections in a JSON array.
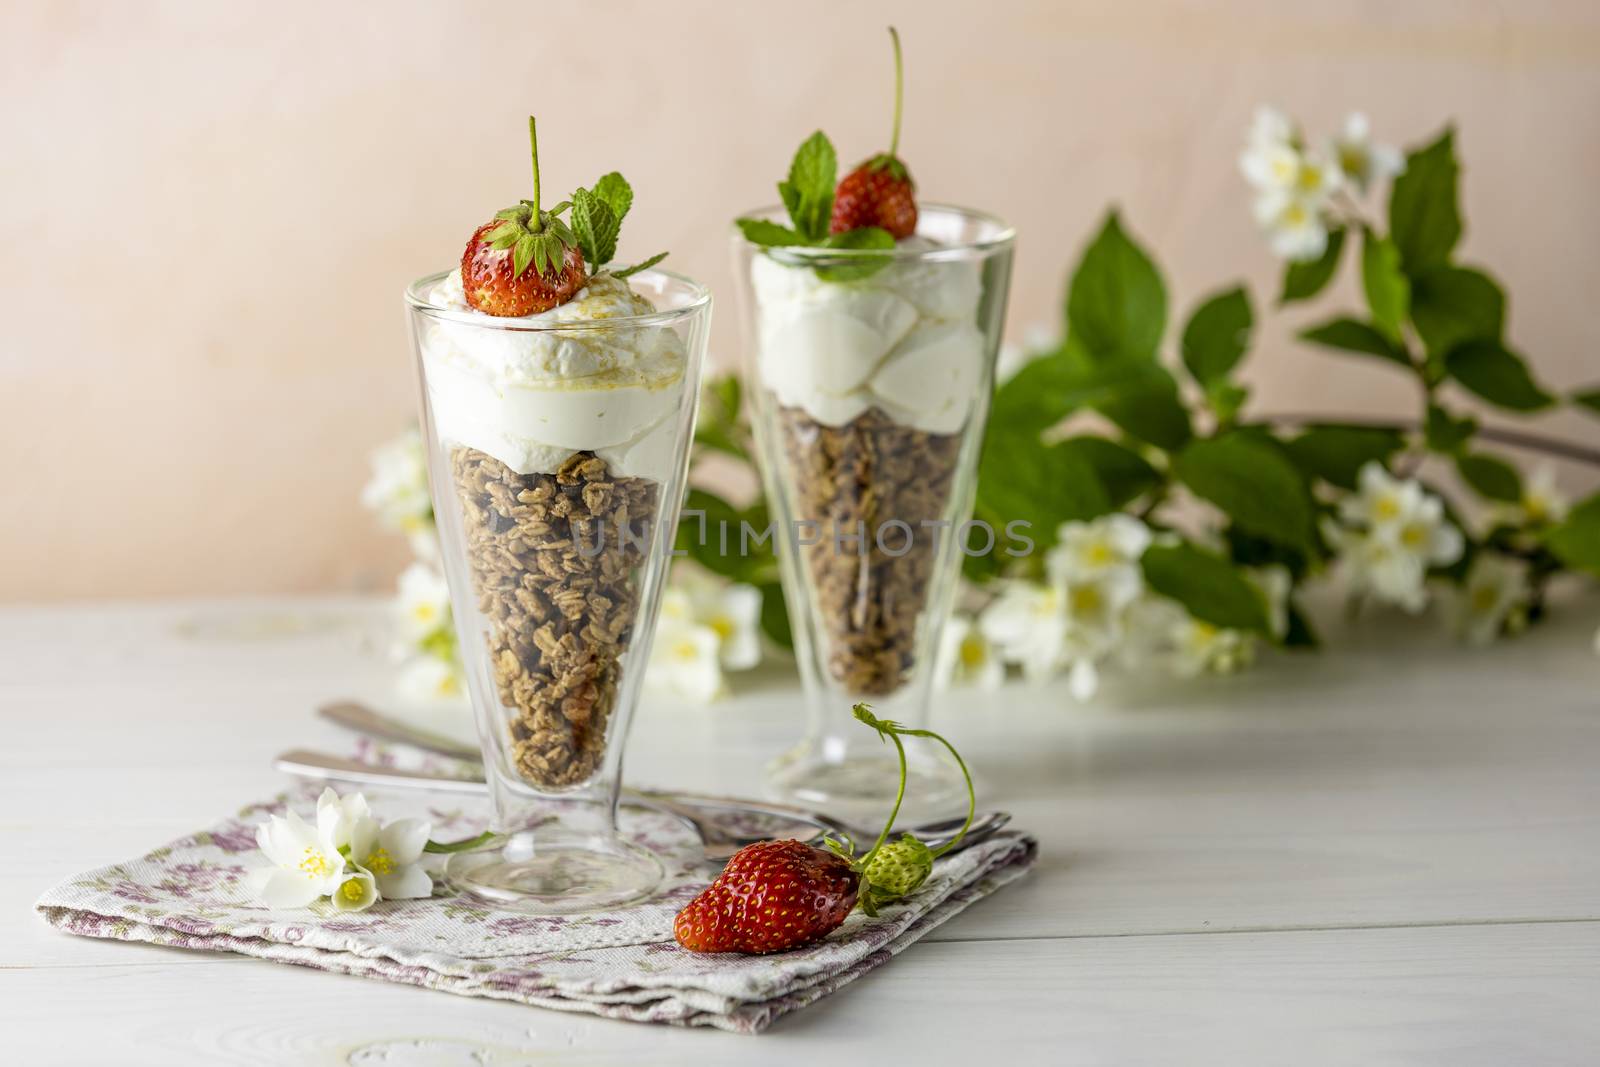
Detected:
[
  {"left": 1174, "top": 431, "right": 1315, "bottom": 551},
  {"left": 977, "top": 422, "right": 1112, "bottom": 547},
  {"left": 815, "top": 227, "right": 895, "bottom": 282},
  {"left": 1360, "top": 230, "right": 1410, "bottom": 341},
  {"left": 1283, "top": 603, "right": 1320, "bottom": 649},
  {"left": 1455, "top": 452, "right": 1523, "bottom": 502},
  {"left": 736, "top": 218, "right": 809, "bottom": 247},
  {"left": 1066, "top": 211, "right": 1166, "bottom": 362},
  {"left": 1409, "top": 265, "right": 1504, "bottom": 357},
  {"left": 591, "top": 172, "right": 633, "bottom": 224},
  {"left": 1544, "top": 493, "right": 1600, "bottom": 577},
  {"left": 1388, "top": 127, "right": 1462, "bottom": 274},
  {"left": 1573, "top": 388, "right": 1600, "bottom": 416},
  {"left": 987, "top": 346, "right": 1151, "bottom": 435},
  {"left": 757, "top": 581, "right": 792, "bottom": 650},
  {"left": 1054, "top": 436, "right": 1161, "bottom": 508},
  {"left": 612, "top": 251, "right": 668, "bottom": 279},
  {"left": 1181, "top": 286, "right": 1253, "bottom": 386},
  {"left": 778, "top": 130, "right": 837, "bottom": 241},
  {"left": 1285, "top": 424, "right": 1406, "bottom": 490},
  {"left": 1141, "top": 542, "right": 1271, "bottom": 635},
  {"left": 1444, "top": 340, "right": 1555, "bottom": 411},
  {"left": 1299, "top": 317, "right": 1410, "bottom": 367},
  {"left": 675, "top": 489, "right": 752, "bottom": 581},
  {"left": 423, "top": 831, "right": 498, "bottom": 855},
  {"left": 1280, "top": 226, "right": 1345, "bottom": 304},
  {"left": 571, "top": 187, "right": 620, "bottom": 268},
  {"left": 1092, "top": 363, "right": 1192, "bottom": 451},
  {"left": 1424, "top": 404, "right": 1477, "bottom": 453},
  {"left": 1207, "top": 381, "right": 1250, "bottom": 424}
]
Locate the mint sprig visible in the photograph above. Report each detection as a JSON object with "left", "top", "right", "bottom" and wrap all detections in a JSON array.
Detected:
[{"left": 740, "top": 130, "right": 895, "bottom": 280}]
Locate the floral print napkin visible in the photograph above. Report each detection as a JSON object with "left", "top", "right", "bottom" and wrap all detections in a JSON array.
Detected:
[{"left": 35, "top": 782, "right": 1036, "bottom": 1033}]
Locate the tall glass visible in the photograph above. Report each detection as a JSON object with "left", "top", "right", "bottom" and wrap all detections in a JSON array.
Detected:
[
  {"left": 406, "top": 269, "right": 710, "bottom": 912},
  {"left": 731, "top": 205, "right": 1015, "bottom": 817}
]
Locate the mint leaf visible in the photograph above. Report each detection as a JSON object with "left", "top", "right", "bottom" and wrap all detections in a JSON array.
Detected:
[
  {"left": 1389, "top": 127, "right": 1462, "bottom": 274},
  {"left": 1424, "top": 404, "right": 1477, "bottom": 454},
  {"left": 1280, "top": 226, "right": 1345, "bottom": 304},
  {"left": 1360, "top": 230, "right": 1410, "bottom": 342},
  {"left": 1444, "top": 340, "right": 1555, "bottom": 411},
  {"left": 815, "top": 226, "right": 894, "bottom": 282},
  {"left": 1409, "top": 265, "right": 1504, "bottom": 357},
  {"left": 1455, "top": 452, "right": 1522, "bottom": 502},
  {"left": 1181, "top": 285, "right": 1252, "bottom": 386},
  {"left": 1174, "top": 431, "right": 1316, "bottom": 552},
  {"left": 737, "top": 218, "right": 809, "bottom": 247},
  {"left": 571, "top": 187, "right": 620, "bottom": 268},
  {"left": 778, "top": 131, "right": 837, "bottom": 241},
  {"left": 1285, "top": 424, "right": 1406, "bottom": 490},
  {"left": 1066, "top": 211, "right": 1166, "bottom": 362},
  {"left": 611, "top": 252, "right": 667, "bottom": 279},
  {"left": 591, "top": 172, "right": 633, "bottom": 225},
  {"left": 1544, "top": 493, "right": 1600, "bottom": 577},
  {"left": 1299, "top": 317, "right": 1411, "bottom": 367},
  {"left": 1141, "top": 542, "right": 1272, "bottom": 635}
]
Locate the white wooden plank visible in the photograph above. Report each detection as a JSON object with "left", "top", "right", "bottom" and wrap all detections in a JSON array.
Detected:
[{"left": 3, "top": 922, "right": 1595, "bottom": 1065}]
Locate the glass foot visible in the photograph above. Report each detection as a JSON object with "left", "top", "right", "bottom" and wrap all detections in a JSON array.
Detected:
[
  {"left": 445, "top": 830, "right": 663, "bottom": 914},
  {"left": 766, "top": 742, "right": 970, "bottom": 825}
]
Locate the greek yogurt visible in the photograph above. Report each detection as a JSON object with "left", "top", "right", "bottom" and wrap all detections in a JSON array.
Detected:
[
  {"left": 416, "top": 271, "right": 687, "bottom": 482},
  {"left": 749, "top": 237, "right": 985, "bottom": 433}
]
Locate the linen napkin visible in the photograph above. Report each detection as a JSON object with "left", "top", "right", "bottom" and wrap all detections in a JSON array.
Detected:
[{"left": 35, "top": 781, "right": 1035, "bottom": 1033}]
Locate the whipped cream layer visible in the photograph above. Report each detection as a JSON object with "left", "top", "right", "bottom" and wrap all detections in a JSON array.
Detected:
[
  {"left": 750, "top": 237, "right": 985, "bottom": 434},
  {"left": 418, "top": 271, "right": 687, "bottom": 482}
]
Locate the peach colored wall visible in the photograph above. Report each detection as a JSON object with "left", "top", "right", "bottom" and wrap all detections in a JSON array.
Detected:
[{"left": 3, "top": 1, "right": 1597, "bottom": 600}]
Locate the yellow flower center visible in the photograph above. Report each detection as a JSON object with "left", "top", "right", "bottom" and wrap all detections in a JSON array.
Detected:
[
  {"left": 1339, "top": 146, "right": 1365, "bottom": 177},
  {"left": 363, "top": 847, "right": 395, "bottom": 875},
  {"left": 707, "top": 613, "right": 735, "bottom": 641},
  {"left": 1373, "top": 495, "right": 1401, "bottom": 521},
  {"left": 1295, "top": 164, "right": 1323, "bottom": 193},
  {"left": 299, "top": 847, "right": 333, "bottom": 879},
  {"left": 411, "top": 603, "right": 437, "bottom": 624},
  {"left": 1524, "top": 495, "right": 1547, "bottom": 521},
  {"left": 1282, "top": 202, "right": 1308, "bottom": 226},
  {"left": 1400, "top": 524, "right": 1426, "bottom": 549},
  {"left": 958, "top": 635, "right": 987, "bottom": 669},
  {"left": 1086, "top": 542, "right": 1115, "bottom": 567},
  {"left": 1069, "top": 585, "right": 1103, "bottom": 616},
  {"left": 340, "top": 878, "right": 367, "bottom": 901},
  {"left": 672, "top": 639, "right": 700, "bottom": 661},
  {"left": 1472, "top": 586, "right": 1499, "bottom": 613}
]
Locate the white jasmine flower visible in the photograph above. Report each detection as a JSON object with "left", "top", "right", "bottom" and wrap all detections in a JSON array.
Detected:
[
  {"left": 687, "top": 581, "right": 764, "bottom": 671},
  {"left": 1451, "top": 553, "right": 1530, "bottom": 646},
  {"left": 936, "top": 615, "right": 1004, "bottom": 690},
  {"left": 1171, "top": 619, "right": 1255, "bottom": 677},
  {"left": 247, "top": 808, "right": 347, "bottom": 909},
  {"left": 1341, "top": 463, "right": 1426, "bottom": 535},
  {"left": 315, "top": 787, "right": 374, "bottom": 851},
  {"left": 395, "top": 562, "right": 452, "bottom": 644},
  {"left": 1254, "top": 192, "right": 1331, "bottom": 261},
  {"left": 1329, "top": 112, "right": 1404, "bottom": 194},
  {"left": 646, "top": 619, "right": 726, "bottom": 703},
  {"left": 1065, "top": 658, "right": 1099, "bottom": 703},
  {"left": 1390, "top": 496, "right": 1464, "bottom": 571},
  {"left": 1047, "top": 515, "right": 1152, "bottom": 584},
  {"left": 1324, "top": 521, "right": 1429, "bottom": 612},
  {"left": 362, "top": 429, "right": 434, "bottom": 536},
  {"left": 348, "top": 813, "right": 434, "bottom": 900},
  {"left": 1246, "top": 105, "right": 1295, "bottom": 151},
  {"left": 331, "top": 867, "right": 379, "bottom": 912},
  {"left": 395, "top": 654, "right": 465, "bottom": 704},
  {"left": 1060, "top": 568, "right": 1142, "bottom": 660},
  {"left": 979, "top": 581, "right": 1069, "bottom": 683},
  {"left": 1517, "top": 466, "right": 1570, "bottom": 526}
]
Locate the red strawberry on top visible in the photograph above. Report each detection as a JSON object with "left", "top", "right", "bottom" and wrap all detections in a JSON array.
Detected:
[
  {"left": 829, "top": 27, "right": 917, "bottom": 240},
  {"left": 673, "top": 839, "right": 860, "bottom": 954},
  {"left": 462, "top": 117, "right": 587, "bottom": 317}
]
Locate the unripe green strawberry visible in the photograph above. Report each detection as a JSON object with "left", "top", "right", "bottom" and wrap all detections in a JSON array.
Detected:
[{"left": 862, "top": 833, "right": 933, "bottom": 903}]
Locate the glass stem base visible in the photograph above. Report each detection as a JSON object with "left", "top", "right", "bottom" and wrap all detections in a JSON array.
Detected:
[
  {"left": 766, "top": 737, "right": 970, "bottom": 826},
  {"left": 445, "top": 829, "right": 663, "bottom": 914}
]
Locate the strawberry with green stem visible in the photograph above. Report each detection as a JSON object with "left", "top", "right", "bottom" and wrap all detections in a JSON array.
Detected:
[
  {"left": 829, "top": 27, "right": 918, "bottom": 240},
  {"left": 462, "top": 116, "right": 668, "bottom": 317},
  {"left": 673, "top": 702, "right": 975, "bottom": 953}
]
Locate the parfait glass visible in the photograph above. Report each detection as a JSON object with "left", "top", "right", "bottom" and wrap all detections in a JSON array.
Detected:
[
  {"left": 731, "top": 204, "right": 1015, "bottom": 817},
  {"left": 406, "top": 268, "right": 710, "bottom": 912}
]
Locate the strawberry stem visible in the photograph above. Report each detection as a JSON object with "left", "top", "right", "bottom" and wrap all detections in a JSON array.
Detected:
[
  {"left": 527, "top": 115, "right": 544, "bottom": 234},
  {"left": 887, "top": 26, "right": 904, "bottom": 159},
  {"left": 850, "top": 703, "right": 976, "bottom": 866}
]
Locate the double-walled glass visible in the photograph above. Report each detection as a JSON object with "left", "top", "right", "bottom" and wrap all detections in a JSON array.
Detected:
[
  {"left": 731, "top": 205, "right": 1015, "bottom": 816},
  {"left": 406, "top": 269, "right": 709, "bottom": 912}
]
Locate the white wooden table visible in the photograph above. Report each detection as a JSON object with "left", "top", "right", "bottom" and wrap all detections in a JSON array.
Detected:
[{"left": 4, "top": 596, "right": 1598, "bottom": 1065}]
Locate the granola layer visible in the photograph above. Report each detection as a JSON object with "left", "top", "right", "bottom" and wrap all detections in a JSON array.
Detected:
[
  {"left": 450, "top": 447, "right": 658, "bottom": 789},
  {"left": 777, "top": 405, "right": 963, "bottom": 696}
]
